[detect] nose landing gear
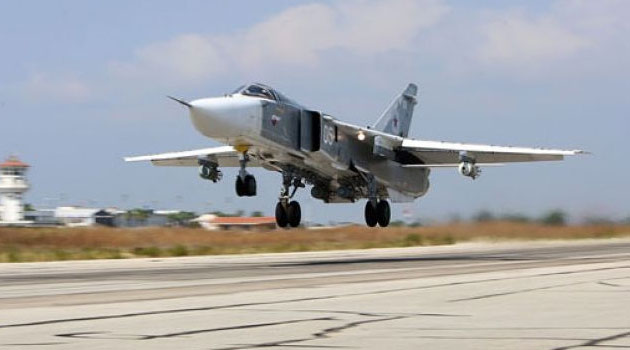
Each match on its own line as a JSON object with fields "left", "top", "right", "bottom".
{"left": 235, "top": 151, "right": 256, "bottom": 197}
{"left": 235, "top": 174, "right": 256, "bottom": 197}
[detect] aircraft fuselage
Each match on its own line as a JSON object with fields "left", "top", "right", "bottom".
{"left": 188, "top": 93, "right": 429, "bottom": 203}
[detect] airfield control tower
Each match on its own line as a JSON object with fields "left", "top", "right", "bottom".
{"left": 0, "top": 156, "right": 31, "bottom": 224}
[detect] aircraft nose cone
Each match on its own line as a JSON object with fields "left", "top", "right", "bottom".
{"left": 188, "top": 96, "right": 262, "bottom": 139}
{"left": 189, "top": 97, "right": 238, "bottom": 127}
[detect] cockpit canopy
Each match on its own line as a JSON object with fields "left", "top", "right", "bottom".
{"left": 232, "top": 83, "right": 299, "bottom": 106}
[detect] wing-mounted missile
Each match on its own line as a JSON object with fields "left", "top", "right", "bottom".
{"left": 198, "top": 159, "right": 223, "bottom": 183}
{"left": 401, "top": 160, "right": 503, "bottom": 179}
{"left": 458, "top": 161, "right": 481, "bottom": 179}
{"left": 457, "top": 152, "right": 482, "bottom": 179}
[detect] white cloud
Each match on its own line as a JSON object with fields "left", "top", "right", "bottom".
{"left": 110, "top": 34, "right": 227, "bottom": 84}
{"left": 109, "top": 0, "right": 449, "bottom": 85}
{"left": 237, "top": 0, "right": 448, "bottom": 66}
{"left": 20, "top": 73, "right": 92, "bottom": 103}
{"left": 476, "top": 11, "right": 590, "bottom": 67}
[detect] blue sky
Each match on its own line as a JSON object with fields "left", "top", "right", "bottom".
{"left": 1, "top": 0, "right": 628, "bottom": 223}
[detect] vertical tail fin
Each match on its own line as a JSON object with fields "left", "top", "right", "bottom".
{"left": 372, "top": 83, "right": 418, "bottom": 137}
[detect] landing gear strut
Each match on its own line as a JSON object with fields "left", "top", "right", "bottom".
{"left": 364, "top": 200, "right": 390, "bottom": 227}
{"left": 275, "top": 172, "right": 304, "bottom": 228}
{"left": 235, "top": 152, "right": 256, "bottom": 197}
{"left": 358, "top": 171, "right": 390, "bottom": 227}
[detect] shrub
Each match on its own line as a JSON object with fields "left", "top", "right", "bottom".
{"left": 403, "top": 233, "right": 423, "bottom": 246}
{"left": 166, "top": 212, "right": 198, "bottom": 227}
{"left": 408, "top": 221, "right": 423, "bottom": 227}
{"left": 133, "top": 246, "right": 162, "bottom": 257}
{"left": 168, "top": 245, "right": 189, "bottom": 257}
{"left": 500, "top": 213, "right": 531, "bottom": 223}
{"left": 473, "top": 210, "right": 495, "bottom": 222}
{"left": 540, "top": 210, "right": 567, "bottom": 226}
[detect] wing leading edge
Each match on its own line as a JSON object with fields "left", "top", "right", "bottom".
{"left": 329, "top": 116, "right": 584, "bottom": 164}
{"left": 400, "top": 139, "right": 585, "bottom": 164}
{"left": 124, "top": 146, "right": 258, "bottom": 167}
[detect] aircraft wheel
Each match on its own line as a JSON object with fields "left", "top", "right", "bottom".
{"left": 199, "top": 165, "right": 210, "bottom": 179}
{"left": 287, "top": 201, "right": 301, "bottom": 227}
{"left": 364, "top": 201, "right": 378, "bottom": 227}
{"left": 235, "top": 176, "right": 245, "bottom": 197}
{"left": 376, "top": 200, "right": 391, "bottom": 227}
{"left": 275, "top": 202, "right": 288, "bottom": 228}
{"left": 244, "top": 175, "right": 257, "bottom": 196}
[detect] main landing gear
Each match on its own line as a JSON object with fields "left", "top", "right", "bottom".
{"left": 358, "top": 171, "right": 390, "bottom": 227}
{"left": 275, "top": 200, "right": 301, "bottom": 228}
{"left": 235, "top": 152, "right": 256, "bottom": 197}
{"left": 275, "top": 172, "right": 304, "bottom": 228}
{"left": 364, "top": 199, "right": 390, "bottom": 227}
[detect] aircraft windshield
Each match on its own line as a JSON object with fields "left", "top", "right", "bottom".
{"left": 236, "top": 83, "right": 301, "bottom": 106}
{"left": 242, "top": 84, "right": 275, "bottom": 100}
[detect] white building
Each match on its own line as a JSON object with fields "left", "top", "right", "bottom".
{"left": 0, "top": 156, "right": 32, "bottom": 225}
{"left": 54, "top": 206, "right": 102, "bottom": 227}
{"left": 193, "top": 214, "right": 277, "bottom": 230}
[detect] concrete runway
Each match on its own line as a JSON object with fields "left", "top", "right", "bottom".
{"left": 1, "top": 239, "right": 629, "bottom": 350}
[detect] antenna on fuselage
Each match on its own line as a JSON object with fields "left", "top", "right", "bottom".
{"left": 167, "top": 96, "right": 192, "bottom": 108}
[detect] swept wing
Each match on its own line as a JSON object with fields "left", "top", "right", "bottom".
{"left": 331, "top": 118, "right": 584, "bottom": 164}
{"left": 400, "top": 139, "right": 585, "bottom": 164}
{"left": 124, "top": 146, "right": 259, "bottom": 167}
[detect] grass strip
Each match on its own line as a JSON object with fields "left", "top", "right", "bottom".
{"left": 1, "top": 222, "right": 629, "bottom": 263}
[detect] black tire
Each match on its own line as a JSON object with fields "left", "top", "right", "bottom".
{"left": 287, "top": 201, "right": 301, "bottom": 227}
{"left": 365, "top": 201, "right": 378, "bottom": 227}
{"left": 376, "top": 200, "right": 390, "bottom": 227}
{"left": 199, "top": 165, "right": 210, "bottom": 179}
{"left": 244, "top": 175, "right": 257, "bottom": 196}
{"left": 275, "top": 202, "right": 288, "bottom": 228}
{"left": 235, "top": 176, "right": 244, "bottom": 197}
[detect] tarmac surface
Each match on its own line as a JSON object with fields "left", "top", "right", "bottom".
{"left": 1, "top": 239, "right": 629, "bottom": 349}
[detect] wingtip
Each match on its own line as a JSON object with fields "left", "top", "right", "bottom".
{"left": 123, "top": 156, "right": 145, "bottom": 162}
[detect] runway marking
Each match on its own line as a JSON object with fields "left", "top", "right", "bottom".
{"left": 0, "top": 342, "right": 67, "bottom": 346}
{"left": 213, "top": 316, "right": 406, "bottom": 350}
{"left": 550, "top": 330, "right": 630, "bottom": 350}
{"left": 3, "top": 256, "right": 628, "bottom": 310}
{"left": 449, "top": 280, "right": 589, "bottom": 302}
{"left": 55, "top": 317, "right": 335, "bottom": 341}
{"left": 2, "top": 263, "right": 628, "bottom": 331}
{"left": 3, "top": 241, "right": 630, "bottom": 349}
{"left": 598, "top": 280, "right": 625, "bottom": 288}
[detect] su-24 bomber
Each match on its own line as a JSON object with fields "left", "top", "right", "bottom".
{"left": 126, "top": 83, "right": 584, "bottom": 228}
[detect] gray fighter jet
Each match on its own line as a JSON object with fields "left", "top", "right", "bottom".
{"left": 126, "top": 83, "right": 584, "bottom": 227}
